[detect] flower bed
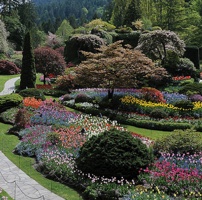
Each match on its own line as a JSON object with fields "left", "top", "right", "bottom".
{"left": 11, "top": 98, "right": 202, "bottom": 199}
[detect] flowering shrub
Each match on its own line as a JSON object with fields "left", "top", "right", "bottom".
{"left": 36, "top": 84, "right": 53, "bottom": 89}
{"left": 138, "top": 87, "right": 166, "bottom": 103}
{"left": 162, "top": 92, "right": 188, "bottom": 104}
{"left": 190, "top": 94, "right": 202, "bottom": 102}
{"left": 172, "top": 76, "right": 191, "bottom": 81}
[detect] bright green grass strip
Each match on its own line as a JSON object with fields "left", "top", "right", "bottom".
{"left": 0, "top": 189, "right": 13, "bottom": 200}
{"left": 123, "top": 124, "right": 171, "bottom": 140}
{"left": 0, "top": 123, "right": 83, "bottom": 200}
{"left": 0, "top": 75, "right": 20, "bottom": 92}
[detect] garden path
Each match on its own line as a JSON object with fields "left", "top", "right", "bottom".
{"left": 0, "top": 77, "right": 65, "bottom": 200}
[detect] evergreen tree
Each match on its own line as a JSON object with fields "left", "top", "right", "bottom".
{"left": 20, "top": 32, "right": 36, "bottom": 89}
{"left": 124, "top": 0, "right": 141, "bottom": 27}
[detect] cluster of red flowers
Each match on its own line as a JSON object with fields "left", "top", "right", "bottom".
{"left": 172, "top": 76, "right": 191, "bottom": 81}
{"left": 36, "top": 84, "right": 53, "bottom": 89}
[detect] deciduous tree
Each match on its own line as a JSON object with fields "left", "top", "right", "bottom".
{"left": 136, "top": 30, "right": 185, "bottom": 63}
{"left": 34, "top": 47, "right": 66, "bottom": 84}
{"left": 74, "top": 41, "right": 169, "bottom": 98}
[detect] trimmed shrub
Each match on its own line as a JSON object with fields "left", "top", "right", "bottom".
{"left": 15, "top": 108, "right": 31, "bottom": 129}
{"left": 61, "top": 94, "right": 74, "bottom": 102}
{"left": 0, "top": 60, "right": 20, "bottom": 75}
{"left": 184, "top": 46, "right": 200, "bottom": 69}
{"left": 178, "top": 82, "right": 202, "bottom": 95}
{"left": 55, "top": 74, "right": 75, "bottom": 91}
{"left": 19, "top": 88, "right": 45, "bottom": 100}
{"left": 126, "top": 119, "right": 191, "bottom": 131}
{"left": 111, "top": 31, "right": 140, "bottom": 48}
{"left": 0, "top": 94, "right": 23, "bottom": 112}
{"left": 176, "top": 57, "right": 196, "bottom": 76}
{"left": 64, "top": 34, "right": 105, "bottom": 63}
{"left": 173, "top": 100, "right": 194, "bottom": 109}
{"left": 0, "top": 107, "right": 19, "bottom": 124}
{"left": 91, "top": 28, "right": 113, "bottom": 44}
{"left": 76, "top": 128, "right": 154, "bottom": 179}
{"left": 74, "top": 93, "right": 93, "bottom": 103}
{"left": 153, "top": 129, "right": 202, "bottom": 155}
{"left": 149, "top": 108, "right": 168, "bottom": 119}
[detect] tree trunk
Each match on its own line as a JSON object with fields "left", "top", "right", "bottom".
{"left": 43, "top": 73, "right": 46, "bottom": 85}
{"left": 108, "top": 88, "right": 114, "bottom": 99}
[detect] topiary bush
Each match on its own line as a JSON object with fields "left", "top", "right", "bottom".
{"left": 153, "top": 129, "right": 202, "bottom": 155}
{"left": 19, "top": 88, "right": 45, "bottom": 100}
{"left": 74, "top": 93, "right": 93, "bottom": 103}
{"left": 149, "top": 108, "right": 168, "bottom": 119}
{"left": 173, "top": 100, "right": 194, "bottom": 109}
{"left": 76, "top": 128, "right": 154, "bottom": 179}
{"left": 178, "top": 82, "right": 202, "bottom": 95}
{"left": 0, "top": 94, "right": 23, "bottom": 112}
{"left": 0, "top": 60, "right": 20, "bottom": 75}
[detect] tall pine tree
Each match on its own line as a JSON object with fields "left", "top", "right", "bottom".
{"left": 20, "top": 32, "right": 36, "bottom": 89}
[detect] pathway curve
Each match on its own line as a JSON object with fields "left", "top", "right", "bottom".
{"left": 0, "top": 77, "right": 65, "bottom": 200}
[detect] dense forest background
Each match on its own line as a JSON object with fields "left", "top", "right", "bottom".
{"left": 1, "top": 0, "right": 202, "bottom": 51}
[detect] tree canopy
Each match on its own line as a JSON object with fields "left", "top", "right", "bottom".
{"left": 74, "top": 40, "right": 170, "bottom": 98}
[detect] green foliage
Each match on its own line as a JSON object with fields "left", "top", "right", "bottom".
{"left": 177, "top": 58, "right": 196, "bottom": 76}
{"left": 20, "top": 32, "right": 36, "bottom": 89}
{"left": 126, "top": 119, "right": 191, "bottom": 131}
{"left": 184, "top": 46, "right": 200, "bottom": 69}
{"left": 76, "top": 128, "right": 154, "bottom": 179}
{"left": 112, "top": 31, "right": 140, "bottom": 48}
{"left": 115, "top": 26, "right": 133, "bottom": 33}
{"left": 85, "top": 19, "right": 115, "bottom": 31}
{"left": 149, "top": 108, "right": 168, "bottom": 119}
{"left": 173, "top": 100, "right": 194, "bottom": 110}
{"left": 55, "top": 19, "right": 74, "bottom": 41}
{"left": 74, "top": 93, "right": 93, "bottom": 103}
{"left": 178, "top": 82, "right": 202, "bottom": 95}
{"left": 19, "top": 88, "right": 45, "bottom": 100}
{"left": 91, "top": 28, "right": 113, "bottom": 44}
{"left": 0, "top": 19, "right": 9, "bottom": 53}
{"left": 0, "top": 94, "right": 23, "bottom": 112}
{"left": 64, "top": 34, "right": 105, "bottom": 63}
{"left": 153, "top": 129, "right": 202, "bottom": 154}
{"left": 0, "top": 107, "right": 19, "bottom": 124}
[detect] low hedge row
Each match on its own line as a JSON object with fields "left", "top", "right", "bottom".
{"left": 65, "top": 103, "right": 195, "bottom": 131}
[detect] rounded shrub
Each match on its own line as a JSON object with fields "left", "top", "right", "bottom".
{"left": 173, "top": 100, "right": 194, "bottom": 109}
{"left": 19, "top": 88, "right": 45, "bottom": 100}
{"left": 0, "top": 60, "right": 20, "bottom": 75}
{"left": 0, "top": 94, "right": 23, "bottom": 112}
{"left": 76, "top": 128, "right": 154, "bottom": 179}
{"left": 74, "top": 93, "right": 93, "bottom": 103}
{"left": 153, "top": 129, "right": 202, "bottom": 155}
{"left": 149, "top": 108, "right": 168, "bottom": 119}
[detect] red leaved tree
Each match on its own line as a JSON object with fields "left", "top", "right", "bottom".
{"left": 34, "top": 47, "right": 66, "bottom": 84}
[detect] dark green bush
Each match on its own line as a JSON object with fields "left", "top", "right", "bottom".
{"left": 173, "top": 100, "right": 194, "bottom": 109}
{"left": 0, "top": 94, "right": 23, "bottom": 112}
{"left": 126, "top": 119, "right": 191, "bottom": 131}
{"left": 19, "top": 88, "right": 45, "bottom": 100}
{"left": 184, "top": 46, "right": 200, "bottom": 69}
{"left": 149, "top": 108, "right": 168, "bottom": 119}
{"left": 75, "top": 93, "right": 93, "bottom": 103}
{"left": 178, "top": 82, "right": 202, "bottom": 95}
{"left": 41, "top": 89, "right": 66, "bottom": 97}
{"left": 153, "top": 129, "right": 202, "bottom": 154}
{"left": 76, "top": 128, "right": 154, "bottom": 179}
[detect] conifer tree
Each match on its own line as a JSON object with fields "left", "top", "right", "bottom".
{"left": 20, "top": 32, "right": 36, "bottom": 89}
